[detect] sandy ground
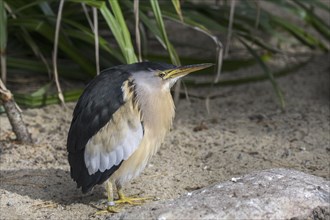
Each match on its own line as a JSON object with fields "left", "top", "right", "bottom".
{"left": 0, "top": 53, "right": 329, "bottom": 219}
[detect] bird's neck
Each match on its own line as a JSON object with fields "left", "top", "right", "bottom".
{"left": 135, "top": 84, "right": 175, "bottom": 137}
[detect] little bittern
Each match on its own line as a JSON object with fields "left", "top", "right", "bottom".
{"left": 67, "top": 62, "right": 212, "bottom": 212}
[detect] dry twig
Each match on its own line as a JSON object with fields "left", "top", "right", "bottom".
{"left": 0, "top": 79, "right": 32, "bottom": 143}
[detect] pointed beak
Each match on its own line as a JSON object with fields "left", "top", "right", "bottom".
{"left": 163, "top": 63, "right": 213, "bottom": 79}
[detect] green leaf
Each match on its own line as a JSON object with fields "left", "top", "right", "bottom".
{"left": 271, "top": 15, "right": 327, "bottom": 50}
{"left": 98, "top": 1, "right": 137, "bottom": 64}
{"left": 30, "top": 82, "right": 52, "bottom": 97}
{"left": 292, "top": 0, "right": 330, "bottom": 43}
{"left": 14, "top": 87, "right": 83, "bottom": 107}
{"left": 16, "top": 28, "right": 52, "bottom": 76}
{"left": 108, "top": 0, "right": 137, "bottom": 64}
{"left": 68, "top": 0, "right": 103, "bottom": 8}
{"left": 7, "top": 57, "right": 88, "bottom": 80}
{"left": 267, "top": 0, "right": 330, "bottom": 13}
{"left": 38, "top": 1, "right": 55, "bottom": 16}
{"left": 62, "top": 18, "right": 125, "bottom": 62}
{"left": 128, "top": 3, "right": 166, "bottom": 48}
{"left": 171, "top": 0, "right": 183, "bottom": 22}
{"left": 183, "top": 59, "right": 309, "bottom": 88}
{"left": 0, "top": 0, "right": 7, "bottom": 51}
{"left": 240, "top": 38, "right": 285, "bottom": 109}
{"left": 150, "top": 0, "right": 180, "bottom": 65}
{"left": 9, "top": 18, "right": 95, "bottom": 76}
{"left": 8, "top": 0, "right": 45, "bottom": 14}
{"left": 235, "top": 31, "right": 281, "bottom": 53}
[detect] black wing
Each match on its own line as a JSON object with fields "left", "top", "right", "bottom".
{"left": 67, "top": 67, "right": 130, "bottom": 193}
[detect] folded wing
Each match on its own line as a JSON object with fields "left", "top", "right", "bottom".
{"left": 67, "top": 68, "right": 143, "bottom": 193}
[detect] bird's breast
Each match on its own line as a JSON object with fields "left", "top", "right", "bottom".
{"left": 111, "top": 88, "right": 175, "bottom": 187}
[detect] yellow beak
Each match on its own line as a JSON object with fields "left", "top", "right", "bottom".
{"left": 163, "top": 63, "right": 213, "bottom": 79}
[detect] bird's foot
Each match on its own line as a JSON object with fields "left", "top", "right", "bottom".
{"left": 94, "top": 202, "right": 120, "bottom": 215}
{"left": 115, "top": 195, "right": 154, "bottom": 205}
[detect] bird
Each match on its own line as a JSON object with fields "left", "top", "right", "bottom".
{"left": 67, "top": 61, "right": 213, "bottom": 212}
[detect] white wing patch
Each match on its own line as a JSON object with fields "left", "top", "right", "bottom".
{"left": 84, "top": 101, "right": 143, "bottom": 175}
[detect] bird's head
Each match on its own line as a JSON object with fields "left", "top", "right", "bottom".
{"left": 156, "top": 63, "right": 213, "bottom": 88}
{"left": 130, "top": 62, "right": 213, "bottom": 91}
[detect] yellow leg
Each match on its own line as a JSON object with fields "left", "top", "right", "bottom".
{"left": 115, "top": 188, "right": 153, "bottom": 205}
{"left": 95, "top": 181, "right": 120, "bottom": 215}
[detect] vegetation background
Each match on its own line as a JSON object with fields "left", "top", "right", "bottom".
{"left": 1, "top": 0, "right": 329, "bottom": 111}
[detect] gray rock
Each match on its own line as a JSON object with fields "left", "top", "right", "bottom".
{"left": 111, "top": 168, "right": 330, "bottom": 219}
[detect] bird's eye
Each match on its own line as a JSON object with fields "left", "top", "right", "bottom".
{"left": 159, "top": 72, "right": 165, "bottom": 78}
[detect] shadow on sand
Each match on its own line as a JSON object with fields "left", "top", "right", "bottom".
{"left": 0, "top": 168, "right": 106, "bottom": 206}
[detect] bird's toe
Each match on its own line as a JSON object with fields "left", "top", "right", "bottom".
{"left": 115, "top": 196, "right": 154, "bottom": 205}
{"left": 94, "top": 205, "right": 120, "bottom": 215}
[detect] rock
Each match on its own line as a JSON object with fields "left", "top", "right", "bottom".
{"left": 110, "top": 169, "right": 329, "bottom": 219}
{"left": 292, "top": 206, "right": 330, "bottom": 220}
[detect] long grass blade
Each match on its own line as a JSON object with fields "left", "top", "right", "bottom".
{"left": 193, "top": 26, "right": 222, "bottom": 83}
{"left": 99, "top": 1, "right": 137, "bottom": 64}
{"left": 271, "top": 15, "right": 327, "bottom": 50}
{"left": 235, "top": 31, "right": 281, "bottom": 53}
{"left": 239, "top": 38, "right": 285, "bottom": 109}
{"left": 183, "top": 59, "right": 309, "bottom": 88}
{"left": 127, "top": 1, "right": 181, "bottom": 66}
{"left": 153, "top": 7, "right": 222, "bottom": 83}
{"left": 20, "top": 29, "right": 52, "bottom": 78}
{"left": 171, "top": 0, "right": 183, "bottom": 22}
{"left": 149, "top": 0, "right": 182, "bottom": 103}
{"left": 150, "top": 0, "right": 180, "bottom": 66}
{"left": 53, "top": 0, "right": 66, "bottom": 106}
{"left": 10, "top": 18, "right": 96, "bottom": 76}
{"left": 134, "top": 8, "right": 166, "bottom": 48}
{"left": 81, "top": 3, "right": 93, "bottom": 29}
{"left": 268, "top": 0, "right": 330, "bottom": 13}
{"left": 38, "top": 1, "right": 55, "bottom": 16}
{"left": 93, "top": 7, "right": 100, "bottom": 75}
{"left": 63, "top": 27, "right": 123, "bottom": 62}
{"left": 11, "top": 0, "right": 48, "bottom": 14}
{"left": 7, "top": 57, "right": 89, "bottom": 79}
{"left": 108, "top": 0, "right": 137, "bottom": 64}
{"left": 69, "top": 0, "right": 103, "bottom": 8}
{"left": 292, "top": 0, "right": 330, "bottom": 43}
{"left": 5, "top": 3, "right": 52, "bottom": 78}
{"left": 134, "top": 0, "right": 142, "bottom": 62}
{"left": 224, "top": 0, "right": 236, "bottom": 58}
{"left": 254, "top": 0, "right": 260, "bottom": 29}
{"left": 0, "top": 0, "right": 7, "bottom": 83}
